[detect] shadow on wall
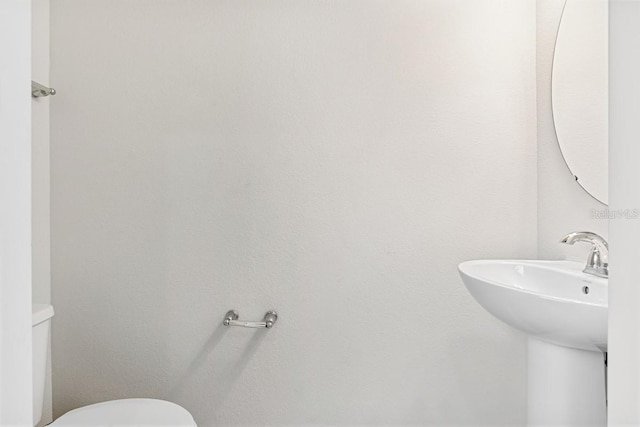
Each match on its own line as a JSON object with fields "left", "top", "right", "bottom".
{"left": 169, "top": 325, "right": 268, "bottom": 413}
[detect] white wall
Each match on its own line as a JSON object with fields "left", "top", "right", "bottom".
{"left": 32, "top": 0, "right": 51, "bottom": 307}
{"left": 32, "top": 0, "right": 53, "bottom": 424}
{"left": 536, "top": 0, "right": 607, "bottom": 262}
{"left": 50, "top": 1, "right": 537, "bottom": 425}
{"left": 0, "top": 1, "right": 33, "bottom": 425}
{"left": 608, "top": 1, "right": 640, "bottom": 423}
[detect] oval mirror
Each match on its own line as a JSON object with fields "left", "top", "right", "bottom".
{"left": 552, "top": 0, "right": 608, "bottom": 205}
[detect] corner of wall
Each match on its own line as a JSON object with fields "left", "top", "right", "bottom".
{"left": 32, "top": 0, "right": 52, "bottom": 424}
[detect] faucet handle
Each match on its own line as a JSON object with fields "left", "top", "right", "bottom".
{"left": 583, "top": 246, "right": 608, "bottom": 278}
{"left": 560, "top": 231, "right": 609, "bottom": 278}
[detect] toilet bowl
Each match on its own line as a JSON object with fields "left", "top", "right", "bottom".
{"left": 33, "top": 305, "right": 196, "bottom": 426}
{"left": 49, "top": 398, "right": 196, "bottom": 426}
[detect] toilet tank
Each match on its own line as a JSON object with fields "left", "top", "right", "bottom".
{"left": 32, "top": 304, "right": 54, "bottom": 426}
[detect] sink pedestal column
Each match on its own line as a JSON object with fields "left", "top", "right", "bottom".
{"left": 527, "top": 338, "right": 606, "bottom": 426}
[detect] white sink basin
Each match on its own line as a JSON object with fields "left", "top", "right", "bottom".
{"left": 458, "top": 260, "right": 607, "bottom": 352}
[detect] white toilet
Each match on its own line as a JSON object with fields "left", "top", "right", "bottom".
{"left": 33, "top": 305, "right": 197, "bottom": 426}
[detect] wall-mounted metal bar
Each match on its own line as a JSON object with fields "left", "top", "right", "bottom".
{"left": 31, "top": 80, "right": 56, "bottom": 98}
{"left": 223, "top": 310, "right": 278, "bottom": 329}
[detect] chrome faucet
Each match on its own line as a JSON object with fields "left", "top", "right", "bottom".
{"left": 560, "top": 231, "right": 609, "bottom": 278}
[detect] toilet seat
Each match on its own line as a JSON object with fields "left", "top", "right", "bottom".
{"left": 51, "top": 398, "right": 197, "bottom": 426}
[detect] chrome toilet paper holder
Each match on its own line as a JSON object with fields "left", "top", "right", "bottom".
{"left": 223, "top": 310, "right": 278, "bottom": 329}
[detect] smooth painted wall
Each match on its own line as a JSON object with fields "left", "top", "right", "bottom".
{"left": 608, "top": 0, "right": 640, "bottom": 423}
{"left": 51, "top": 1, "right": 537, "bottom": 425}
{"left": 0, "top": 1, "right": 33, "bottom": 424}
{"left": 32, "top": 0, "right": 53, "bottom": 424}
{"left": 32, "top": 0, "right": 51, "bottom": 306}
{"left": 536, "top": 0, "right": 608, "bottom": 262}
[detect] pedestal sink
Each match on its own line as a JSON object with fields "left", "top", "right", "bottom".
{"left": 458, "top": 260, "right": 607, "bottom": 427}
